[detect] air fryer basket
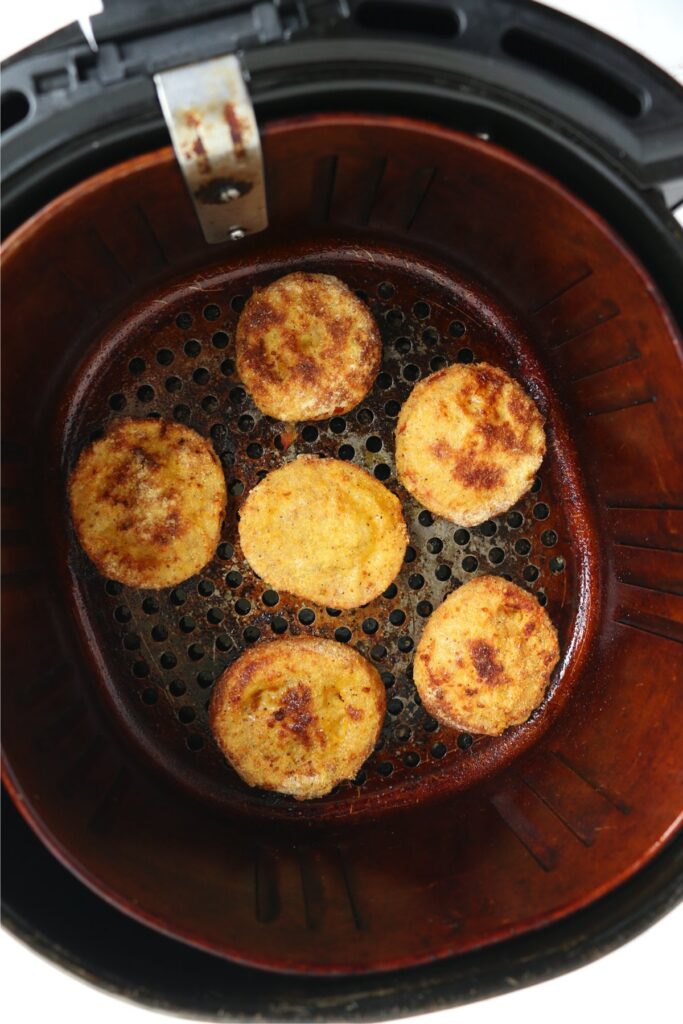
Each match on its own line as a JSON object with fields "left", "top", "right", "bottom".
{"left": 3, "top": 108, "right": 682, "bottom": 974}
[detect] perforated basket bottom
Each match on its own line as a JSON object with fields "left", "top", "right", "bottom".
{"left": 63, "top": 241, "right": 580, "bottom": 820}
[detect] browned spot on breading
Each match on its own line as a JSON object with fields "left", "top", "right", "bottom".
{"left": 150, "top": 508, "right": 181, "bottom": 545}
{"left": 431, "top": 438, "right": 456, "bottom": 460}
{"left": 473, "top": 364, "right": 506, "bottom": 390}
{"left": 476, "top": 420, "right": 518, "bottom": 451}
{"left": 524, "top": 621, "right": 536, "bottom": 636}
{"left": 346, "top": 705, "right": 364, "bottom": 721}
{"left": 468, "top": 639, "right": 506, "bottom": 685}
{"left": 269, "top": 683, "right": 322, "bottom": 748}
{"left": 452, "top": 456, "right": 504, "bottom": 490}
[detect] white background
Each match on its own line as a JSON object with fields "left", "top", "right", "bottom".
{"left": 1, "top": 2, "right": 681, "bottom": 1022}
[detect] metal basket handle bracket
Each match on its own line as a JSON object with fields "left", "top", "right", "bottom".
{"left": 154, "top": 54, "right": 267, "bottom": 244}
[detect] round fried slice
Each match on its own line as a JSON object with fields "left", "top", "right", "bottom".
{"left": 210, "top": 637, "right": 385, "bottom": 799}
{"left": 235, "top": 272, "right": 381, "bottom": 421}
{"left": 414, "top": 576, "right": 559, "bottom": 736}
{"left": 238, "top": 456, "right": 408, "bottom": 608}
{"left": 69, "top": 418, "right": 226, "bottom": 588}
{"left": 396, "top": 362, "right": 545, "bottom": 526}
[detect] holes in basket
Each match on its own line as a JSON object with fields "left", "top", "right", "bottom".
{"left": 507, "top": 510, "right": 523, "bottom": 528}
{"left": 204, "top": 303, "right": 221, "bottom": 320}
{"left": 417, "top": 600, "right": 433, "bottom": 617}
{"left": 376, "top": 372, "right": 392, "bottom": 390}
{"left": 330, "top": 417, "right": 346, "bottom": 434}
{"left": 515, "top": 538, "right": 531, "bottom": 556}
{"left": 137, "top": 385, "right": 154, "bottom": 403}
{"left": 141, "top": 687, "right": 157, "bottom": 705}
{"left": 299, "top": 608, "right": 316, "bottom": 626}
{"left": 389, "top": 609, "right": 405, "bottom": 626}
{"left": 378, "top": 281, "right": 395, "bottom": 299}
{"left": 109, "top": 393, "right": 126, "bottom": 411}
{"left": 335, "top": 626, "right": 352, "bottom": 643}
{"left": 462, "top": 555, "right": 478, "bottom": 573}
{"left": 427, "top": 537, "right": 443, "bottom": 554}
{"left": 262, "top": 589, "right": 279, "bottom": 607}
{"left": 403, "top": 364, "right": 420, "bottom": 382}
{"left": 374, "top": 464, "right": 391, "bottom": 481}
{"left": 244, "top": 626, "right": 261, "bottom": 643}
{"left": 175, "top": 312, "right": 193, "bottom": 329}
{"left": 385, "top": 400, "right": 401, "bottom": 417}
{"left": 272, "top": 615, "right": 288, "bottom": 634}
{"left": 449, "top": 320, "right": 466, "bottom": 338}
{"left": 128, "top": 357, "right": 146, "bottom": 376}
{"left": 550, "top": 555, "right": 566, "bottom": 573}
{"left": 302, "top": 425, "right": 319, "bottom": 442}
{"left": 363, "top": 616, "right": 379, "bottom": 634}
{"left": 457, "top": 348, "right": 474, "bottom": 363}
{"left": 534, "top": 502, "right": 550, "bottom": 520}
{"left": 166, "top": 376, "right": 182, "bottom": 393}
{"left": 435, "top": 564, "right": 451, "bottom": 581}
{"left": 489, "top": 547, "right": 505, "bottom": 565}
{"left": 193, "top": 367, "right": 210, "bottom": 385}
{"left": 212, "top": 331, "right": 229, "bottom": 349}
{"left": 338, "top": 444, "right": 355, "bottom": 461}
{"left": 184, "top": 339, "right": 201, "bottom": 358}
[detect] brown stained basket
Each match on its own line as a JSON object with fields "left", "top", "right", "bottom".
{"left": 2, "top": 114, "right": 682, "bottom": 974}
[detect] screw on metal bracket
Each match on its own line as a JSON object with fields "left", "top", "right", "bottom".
{"left": 154, "top": 55, "right": 268, "bottom": 244}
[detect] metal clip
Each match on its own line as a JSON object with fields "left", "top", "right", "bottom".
{"left": 154, "top": 55, "right": 267, "bottom": 244}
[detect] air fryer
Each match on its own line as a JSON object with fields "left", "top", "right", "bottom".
{"left": 2, "top": 0, "right": 682, "bottom": 1018}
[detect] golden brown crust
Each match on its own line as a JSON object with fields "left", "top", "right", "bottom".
{"left": 68, "top": 418, "right": 226, "bottom": 588}
{"left": 396, "top": 362, "right": 546, "bottom": 526}
{"left": 235, "top": 272, "right": 381, "bottom": 421}
{"left": 209, "top": 637, "right": 385, "bottom": 799}
{"left": 414, "top": 575, "right": 559, "bottom": 736}
{"left": 238, "top": 455, "right": 408, "bottom": 608}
